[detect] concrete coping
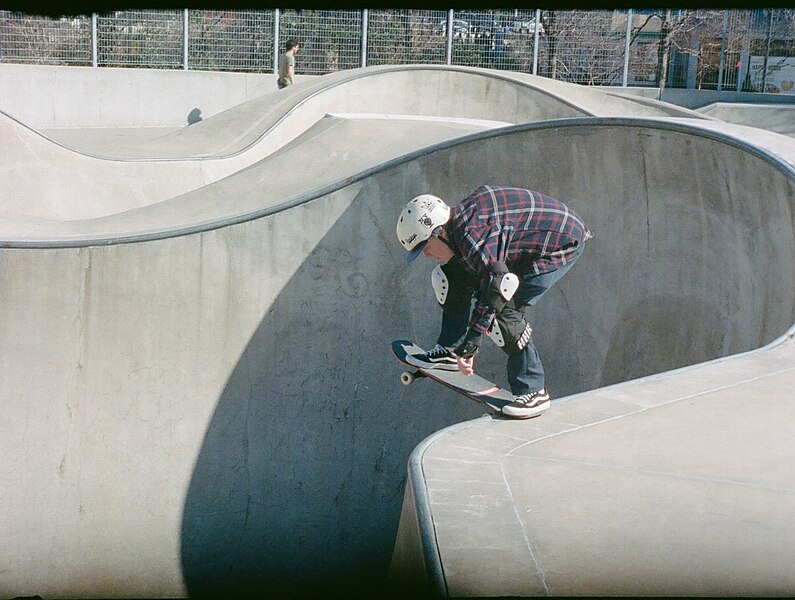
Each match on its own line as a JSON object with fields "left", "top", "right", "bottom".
{"left": 324, "top": 112, "right": 513, "bottom": 129}
{"left": 405, "top": 326, "right": 795, "bottom": 596}
{"left": 3, "top": 116, "right": 794, "bottom": 249}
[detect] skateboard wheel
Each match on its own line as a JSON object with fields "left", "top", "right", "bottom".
{"left": 400, "top": 372, "right": 414, "bottom": 385}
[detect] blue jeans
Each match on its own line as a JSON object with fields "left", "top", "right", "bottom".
{"left": 436, "top": 243, "right": 585, "bottom": 395}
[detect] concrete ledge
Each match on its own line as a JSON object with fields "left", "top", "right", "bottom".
{"left": 617, "top": 86, "right": 795, "bottom": 109}
{"left": 697, "top": 103, "right": 795, "bottom": 137}
{"left": 400, "top": 333, "right": 795, "bottom": 596}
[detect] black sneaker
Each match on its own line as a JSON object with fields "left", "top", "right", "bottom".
{"left": 405, "top": 344, "right": 459, "bottom": 371}
{"left": 502, "top": 389, "right": 550, "bottom": 419}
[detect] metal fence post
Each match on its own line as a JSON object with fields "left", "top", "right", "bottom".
{"left": 718, "top": 10, "right": 728, "bottom": 91}
{"left": 623, "top": 9, "right": 632, "bottom": 86}
{"left": 8, "top": 8, "right": 795, "bottom": 86}
{"left": 532, "top": 9, "right": 541, "bottom": 75}
{"left": 446, "top": 9, "right": 453, "bottom": 65}
{"left": 91, "top": 13, "right": 98, "bottom": 67}
{"left": 762, "top": 8, "right": 773, "bottom": 92}
{"left": 737, "top": 36, "right": 750, "bottom": 92}
{"left": 273, "top": 8, "right": 280, "bottom": 73}
{"left": 361, "top": 9, "right": 368, "bottom": 68}
{"left": 183, "top": 9, "right": 189, "bottom": 70}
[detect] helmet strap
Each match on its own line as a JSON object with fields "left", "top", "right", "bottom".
{"left": 434, "top": 225, "right": 455, "bottom": 253}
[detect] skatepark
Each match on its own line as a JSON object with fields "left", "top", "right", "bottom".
{"left": 0, "top": 63, "right": 793, "bottom": 598}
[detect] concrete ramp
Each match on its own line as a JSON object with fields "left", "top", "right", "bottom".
{"left": 0, "top": 65, "right": 793, "bottom": 598}
{"left": 698, "top": 102, "right": 795, "bottom": 137}
{"left": 0, "top": 114, "right": 502, "bottom": 240}
{"left": 0, "top": 109, "right": 229, "bottom": 220}
{"left": 2, "top": 114, "right": 793, "bottom": 598}
{"left": 393, "top": 335, "right": 795, "bottom": 596}
{"left": 3, "top": 65, "right": 701, "bottom": 222}
{"left": 389, "top": 120, "right": 795, "bottom": 596}
{"left": 12, "top": 64, "right": 712, "bottom": 164}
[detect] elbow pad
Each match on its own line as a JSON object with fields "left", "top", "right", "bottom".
{"left": 431, "top": 264, "right": 449, "bottom": 305}
{"left": 431, "top": 262, "right": 478, "bottom": 309}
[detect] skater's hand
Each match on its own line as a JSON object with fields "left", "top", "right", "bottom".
{"left": 457, "top": 355, "right": 475, "bottom": 376}
{"left": 453, "top": 329, "right": 482, "bottom": 377}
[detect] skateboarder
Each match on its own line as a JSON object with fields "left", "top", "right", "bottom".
{"left": 396, "top": 185, "right": 592, "bottom": 418}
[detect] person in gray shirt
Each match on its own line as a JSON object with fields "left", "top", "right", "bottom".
{"left": 277, "top": 39, "right": 300, "bottom": 89}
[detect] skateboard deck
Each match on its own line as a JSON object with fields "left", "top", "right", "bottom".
{"left": 391, "top": 339, "right": 514, "bottom": 414}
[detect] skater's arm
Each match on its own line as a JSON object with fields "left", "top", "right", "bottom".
{"left": 456, "top": 225, "right": 513, "bottom": 335}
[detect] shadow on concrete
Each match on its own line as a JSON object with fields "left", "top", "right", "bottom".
{"left": 187, "top": 108, "right": 203, "bottom": 126}
{"left": 179, "top": 187, "right": 489, "bottom": 598}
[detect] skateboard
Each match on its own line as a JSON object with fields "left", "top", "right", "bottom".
{"left": 391, "top": 339, "right": 514, "bottom": 415}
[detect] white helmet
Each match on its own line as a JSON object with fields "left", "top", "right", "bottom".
{"left": 396, "top": 194, "right": 451, "bottom": 262}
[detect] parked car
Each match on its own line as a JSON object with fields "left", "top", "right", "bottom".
{"left": 458, "top": 12, "right": 491, "bottom": 34}
{"left": 438, "top": 18, "right": 470, "bottom": 39}
{"left": 510, "top": 18, "right": 544, "bottom": 34}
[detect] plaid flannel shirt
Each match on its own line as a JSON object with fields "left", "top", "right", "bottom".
{"left": 446, "top": 185, "right": 593, "bottom": 335}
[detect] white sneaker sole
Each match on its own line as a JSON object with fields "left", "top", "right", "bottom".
{"left": 501, "top": 399, "right": 550, "bottom": 419}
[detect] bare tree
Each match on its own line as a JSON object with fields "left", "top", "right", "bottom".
{"left": 538, "top": 11, "right": 628, "bottom": 85}
{"left": 628, "top": 9, "right": 729, "bottom": 90}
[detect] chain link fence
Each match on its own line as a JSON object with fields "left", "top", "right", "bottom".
{"left": 1, "top": 8, "right": 793, "bottom": 92}
{"left": 367, "top": 10, "right": 446, "bottom": 66}
{"left": 0, "top": 12, "right": 91, "bottom": 64}
{"left": 96, "top": 10, "right": 182, "bottom": 68}
{"left": 278, "top": 9, "right": 361, "bottom": 75}
{"left": 189, "top": 10, "right": 274, "bottom": 72}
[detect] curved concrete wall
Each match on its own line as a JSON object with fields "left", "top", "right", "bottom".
{"left": 390, "top": 119, "right": 795, "bottom": 597}
{"left": 1, "top": 65, "right": 709, "bottom": 223}
{"left": 10, "top": 62, "right": 791, "bottom": 131}
{"left": 0, "top": 63, "right": 704, "bottom": 133}
{"left": 0, "top": 113, "right": 493, "bottom": 222}
{"left": 0, "top": 66, "right": 592, "bottom": 222}
{"left": 1, "top": 116, "right": 793, "bottom": 598}
{"left": 0, "top": 63, "right": 281, "bottom": 128}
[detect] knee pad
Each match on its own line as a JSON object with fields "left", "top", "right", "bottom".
{"left": 488, "top": 306, "right": 533, "bottom": 355}
{"left": 431, "top": 261, "right": 477, "bottom": 310}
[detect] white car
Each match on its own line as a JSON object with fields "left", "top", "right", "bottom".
{"left": 439, "top": 18, "right": 470, "bottom": 38}
{"left": 511, "top": 19, "right": 544, "bottom": 34}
